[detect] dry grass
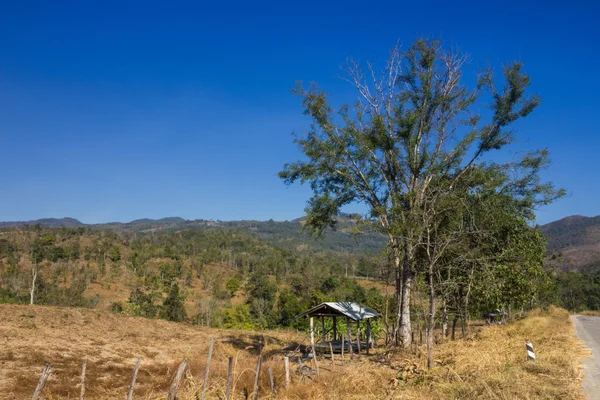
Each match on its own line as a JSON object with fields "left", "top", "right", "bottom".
{"left": 579, "top": 310, "right": 600, "bottom": 317}
{"left": 0, "top": 305, "right": 585, "bottom": 399}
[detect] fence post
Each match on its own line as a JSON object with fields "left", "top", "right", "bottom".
{"left": 268, "top": 366, "right": 275, "bottom": 396}
{"left": 330, "top": 342, "right": 335, "bottom": 362}
{"left": 167, "top": 358, "right": 188, "bottom": 400}
{"left": 79, "top": 359, "right": 87, "bottom": 400}
{"left": 31, "top": 363, "right": 52, "bottom": 400}
{"left": 225, "top": 356, "right": 233, "bottom": 400}
{"left": 252, "top": 355, "right": 263, "bottom": 400}
{"left": 201, "top": 336, "right": 215, "bottom": 400}
{"left": 310, "top": 317, "right": 320, "bottom": 376}
{"left": 127, "top": 357, "right": 141, "bottom": 400}
{"left": 284, "top": 357, "right": 290, "bottom": 388}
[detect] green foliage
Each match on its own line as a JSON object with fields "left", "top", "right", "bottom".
{"left": 109, "top": 246, "right": 121, "bottom": 262}
{"left": 276, "top": 290, "right": 307, "bottom": 329}
{"left": 225, "top": 276, "right": 241, "bottom": 297}
{"left": 220, "top": 304, "right": 256, "bottom": 330}
{"left": 160, "top": 283, "right": 187, "bottom": 322}
{"left": 554, "top": 269, "right": 600, "bottom": 311}
{"left": 0, "top": 288, "right": 28, "bottom": 304}
{"left": 246, "top": 270, "right": 277, "bottom": 305}
{"left": 126, "top": 287, "right": 160, "bottom": 318}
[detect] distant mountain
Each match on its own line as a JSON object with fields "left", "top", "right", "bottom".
{"left": 0, "top": 215, "right": 384, "bottom": 255}
{"left": 0, "top": 217, "right": 84, "bottom": 228}
{"left": 129, "top": 217, "right": 186, "bottom": 225}
{"left": 5, "top": 214, "right": 600, "bottom": 265}
{"left": 541, "top": 215, "right": 600, "bottom": 271}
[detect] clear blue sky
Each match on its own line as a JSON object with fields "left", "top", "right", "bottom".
{"left": 1, "top": 0, "right": 598, "bottom": 224}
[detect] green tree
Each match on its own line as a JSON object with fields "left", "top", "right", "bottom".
{"left": 280, "top": 38, "right": 562, "bottom": 347}
{"left": 225, "top": 276, "right": 241, "bottom": 297}
{"left": 160, "top": 283, "right": 187, "bottom": 322}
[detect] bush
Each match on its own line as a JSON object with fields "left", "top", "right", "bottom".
{"left": 160, "top": 283, "right": 187, "bottom": 322}
{"left": 111, "top": 301, "right": 124, "bottom": 313}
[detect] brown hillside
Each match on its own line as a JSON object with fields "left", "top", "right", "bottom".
{"left": 542, "top": 215, "right": 600, "bottom": 271}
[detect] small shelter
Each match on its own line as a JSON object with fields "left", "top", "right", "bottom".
{"left": 296, "top": 302, "right": 381, "bottom": 354}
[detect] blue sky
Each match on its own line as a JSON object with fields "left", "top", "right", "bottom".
{"left": 0, "top": 0, "right": 598, "bottom": 224}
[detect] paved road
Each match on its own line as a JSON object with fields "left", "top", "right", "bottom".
{"left": 573, "top": 315, "right": 600, "bottom": 399}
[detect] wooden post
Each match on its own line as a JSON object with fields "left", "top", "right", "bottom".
{"left": 366, "top": 320, "right": 371, "bottom": 355}
{"left": 79, "top": 359, "right": 87, "bottom": 400}
{"left": 31, "top": 363, "right": 52, "bottom": 400}
{"left": 321, "top": 315, "right": 326, "bottom": 343}
{"left": 346, "top": 317, "right": 353, "bottom": 357}
{"left": 268, "top": 366, "right": 275, "bottom": 396}
{"left": 333, "top": 316, "right": 337, "bottom": 341}
{"left": 252, "top": 355, "right": 262, "bottom": 400}
{"left": 284, "top": 356, "right": 290, "bottom": 388}
{"left": 356, "top": 320, "right": 361, "bottom": 355}
{"left": 329, "top": 342, "right": 335, "bottom": 362}
{"left": 310, "top": 317, "right": 315, "bottom": 352}
{"left": 341, "top": 329, "right": 345, "bottom": 362}
{"left": 225, "top": 356, "right": 233, "bottom": 400}
{"left": 312, "top": 346, "right": 320, "bottom": 377}
{"left": 167, "top": 358, "right": 188, "bottom": 400}
{"left": 127, "top": 357, "right": 141, "bottom": 400}
{"left": 309, "top": 317, "right": 319, "bottom": 376}
{"left": 201, "top": 336, "right": 215, "bottom": 400}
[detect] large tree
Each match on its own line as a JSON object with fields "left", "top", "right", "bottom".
{"left": 280, "top": 38, "right": 562, "bottom": 347}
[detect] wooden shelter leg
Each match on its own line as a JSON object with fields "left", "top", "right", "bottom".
{"left": 366, "top": 319, "right": 371, "bottom": 355}
{"left": 346, "top": 317, "right": 353, "bottom": 357}
{"left": 356, "top": 320, "right": 361, "bottom": 355}
{"left": 321, "top": 315, "right": 326, "bottom": 343}
{"left": 333, "top": 317, "right": 337, "bottom": 341}
{"left": 341, "top": 327, "right": 345, "bottom": 362}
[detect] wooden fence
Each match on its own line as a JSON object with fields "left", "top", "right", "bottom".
{"left": 29, "top": 335, "right": 300, "bottom": 400}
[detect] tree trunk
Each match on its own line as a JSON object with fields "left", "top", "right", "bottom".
{"left": 451, "top": 315, "right": 458, "bottom": 340}
{"left": 426, "top": 268, "right": 435, "bottom": 369}
{"left": 394, "top": 249, "right": 402, "bottom": 346}
{"left": 30, "top": 264, "right": 37, "bottom": 305}
{"left": 398, "top": 243, "right": 412, "bottom": 348}
{"left": 441, "top": 300, "right": 448, "bottom": 338}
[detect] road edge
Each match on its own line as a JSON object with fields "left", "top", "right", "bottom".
{"left": 572, "top": 315, "right": 600, "bottom": 400}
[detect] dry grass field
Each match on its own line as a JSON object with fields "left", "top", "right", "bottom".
{"left": 0, "top": 305, "right": 586, "bottom": 399}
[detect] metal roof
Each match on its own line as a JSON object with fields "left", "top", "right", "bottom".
{"left": 296, "top": 302, "right": 381, "bottom": 321}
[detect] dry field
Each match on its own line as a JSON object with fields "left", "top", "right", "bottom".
{"left": 0, "top": 305, "right": 586, "bottom": 399}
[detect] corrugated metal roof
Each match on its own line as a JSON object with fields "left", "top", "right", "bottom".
{"left": 296, "top": 302, "right": 381, "bottom": 321}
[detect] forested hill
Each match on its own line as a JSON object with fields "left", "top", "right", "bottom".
{"left": 7, "top": 214, "right": 600, "bottom": 270}
{"left": 541, "top": 215, "right": 600, "bottom": 271}
{"left": 0, "top": 216, "right": 384, "bottom": 255}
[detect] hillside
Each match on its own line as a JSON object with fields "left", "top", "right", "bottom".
{"left": 541, "top": 215, "right": 600, "bottom": 271}
{"left": 0, "top": 225, "right": 388, "bottom": 332}
{"left": 0, "top": 216, "right": 384, "bottom": 255}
